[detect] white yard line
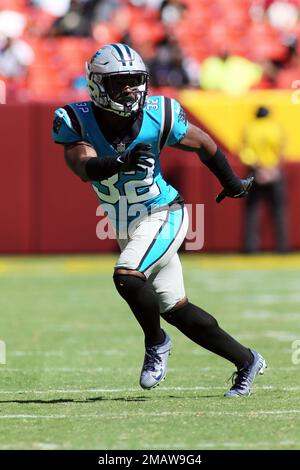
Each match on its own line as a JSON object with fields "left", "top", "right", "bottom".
{"left": 10, "top": 351, "right": 65, "bottom": 357}
{"left": 0, "top": 410, "right": 299, "bottom": 420}
{"left": 34, "top": 443, "right": 61, "bottom": 450}
{"left": 9, "top": 350, "right": 123, "bottom": 357}
{"left": 241, "top": 310, "right": 300, "bottom": 320}
{"left": 147, "top": 440, "right": 298, "bottom": 449}
{"left": 0, "top": 385, "right": 300, "bottom": 394}
{"left": 236, "top": 331, "right": 299, "bottom": 341}
{"left": 264, "top": 331, "right": 299, "bottom": 341}
{"left": 0, "top": 366, "right": 297, "bottom": 373}
{"left": 0, "top": 366, "right": 280, "bottom": 372}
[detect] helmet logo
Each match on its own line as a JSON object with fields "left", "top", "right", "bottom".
{"left": 91, "top": 50, "right": 101, "bottom": 63}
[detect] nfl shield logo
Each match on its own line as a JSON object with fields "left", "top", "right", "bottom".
{"left": 117, "top": 142, "right": 126, "bottom": 153}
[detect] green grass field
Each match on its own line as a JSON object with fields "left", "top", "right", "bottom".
{"left": 0, "top": 254, "right": 299, "bottom": 450}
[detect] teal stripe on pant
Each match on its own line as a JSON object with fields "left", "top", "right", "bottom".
{"left": 138, "top": 208, "right": 184, "bottom": 273}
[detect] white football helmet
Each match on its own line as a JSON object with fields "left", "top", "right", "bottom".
{"left": 86, "top": 43, "right": 149, "bottom": 117}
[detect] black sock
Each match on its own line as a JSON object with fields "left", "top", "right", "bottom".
{"left": 113, "top": 274, "right": 164, "bottom": 347}
{"left": 161, "top": 302, "right": 253, "bottom": 368}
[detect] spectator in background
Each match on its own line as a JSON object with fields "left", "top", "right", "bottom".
{"left": 261, "top": 34, "right": 300, "bottom": 87}
{"left": 274, "top": 35, "right": 300, "bottom": 87}
{"left": 0, "top": 34, "right": 35, "bottom": 81}
{"left": 30, "top": 0, "right": 72, "bottom": 17}
{"left": 160, "top": 0, "right": 187, "bottom": 25}
{"left": 200, "top": 50, "right": 263, "bottom": 95}
{"left": 148, "top": 34, "right": 191, "bottom": 88}
{"left": 266, "top": 0, "right": 299, "bottom": 31}
{"left": 250, "top": 0, "right": 299, "bottom": 29}
{"left": 48, "top": 0, "right": 100, "bottom": 37}
{"left": 92, "top": 0, "right": 120, "bottom": 22}
{"left": 239, "top": 106, "right": 288, "bottom": 253}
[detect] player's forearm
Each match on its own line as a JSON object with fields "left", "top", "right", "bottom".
{"left": 178, "top": 124, "right": 243, "bottom": 194}
{"left": 66, "top": 156, "right": 124, "bottom": 182}
{"left": 198, "top": 147, "right": 243, "bottom": 194}
{"left": 64, "top": 144, "right": 123, "bottom": 182}
{"left": 84, "top": 143, "right": 154, "bottom": 181}
{"left": 65, "top": 142, "right": 154, "bottom": 183}
{"left": 84, "top": 156, "right": 124, "bottom": 181}
{"left": 186, "top": 127, "right": 243, "bottom": 194}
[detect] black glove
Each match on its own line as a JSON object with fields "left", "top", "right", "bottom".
{"left": 216, "top": 176, "right": 254, "bottom": 204}
{"left": 118, "top": 143, "right": 155, "bottom": 171}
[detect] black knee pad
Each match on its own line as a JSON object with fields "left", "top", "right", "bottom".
{"left": 113, "top": 273, "right": 145, "bottom": 302}
{"left": 161, "top": 302, "right": 218, "bottom": 330}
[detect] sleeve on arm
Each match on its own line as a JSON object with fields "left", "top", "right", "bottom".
{"left": 166, "top": 98, "right": 189, "bottom": 146}
{"left": 52, "top": 107, "right": 82, "bottom": 144}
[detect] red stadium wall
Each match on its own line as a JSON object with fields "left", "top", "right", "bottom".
{"left": 0, "top": 103, "right": 299, "bottom": 253}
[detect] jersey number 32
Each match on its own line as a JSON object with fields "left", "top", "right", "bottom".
{"left": 92, "top": 162, "right": 160, "bottom": 204}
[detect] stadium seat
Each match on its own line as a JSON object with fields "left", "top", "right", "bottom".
{"left": 0, "top": 0, "right": 27, "bottom": 10}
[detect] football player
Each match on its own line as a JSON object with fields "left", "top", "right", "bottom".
{"left": 52, "top": 43, "right": 266, "bottom": 396}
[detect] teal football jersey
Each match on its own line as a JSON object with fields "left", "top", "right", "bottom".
{"left": 52, "top": 96, "right": 189, "bottom": 232}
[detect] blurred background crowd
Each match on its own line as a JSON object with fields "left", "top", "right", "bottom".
{"left": 1, "top": 0, "right": 300, "bottom": 102}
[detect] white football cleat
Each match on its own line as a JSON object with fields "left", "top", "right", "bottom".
{"left": 139, "top": 331, "right": 172, "bottom": 390}
{"left": 224, "top": 349, "right": 267, "bottom": 397}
